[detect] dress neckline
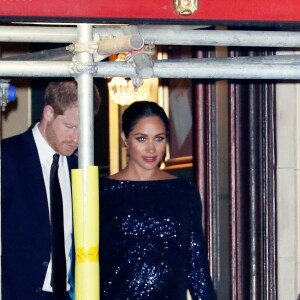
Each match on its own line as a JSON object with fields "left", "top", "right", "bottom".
{"left": 104, "top": 177, "right": 180, "bottom": 183}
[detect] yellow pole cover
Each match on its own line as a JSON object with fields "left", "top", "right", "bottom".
{"left": 72, "top": 166, "right": 100, "bottom": 300}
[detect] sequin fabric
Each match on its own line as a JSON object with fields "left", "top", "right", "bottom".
{"left": 100, "top": 178, "right": 216, "bottom": 300}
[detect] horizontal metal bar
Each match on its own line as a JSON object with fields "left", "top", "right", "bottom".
{"left": 95, "top": 27, "right": 300, "bottom": 48}
{"left": 141, "top": 28, "right": 300, "bottom": 48}
{"left": 0, "top": 25, "right": 77, "bottom": 43}
{"left": 0, "top": 55, "right": 299, "bottom": 79}
{"left": 94, "top": 55, "right": 300, "bottom": 79}
{"left": 0, "top": 25, "right": 299, "bottom": 48}
{"left": 0, "top": 61, "right": 71, "bottom": 76}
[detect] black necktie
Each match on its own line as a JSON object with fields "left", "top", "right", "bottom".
{"left": 50, "top": 153, "right": 66, "bottom": 296}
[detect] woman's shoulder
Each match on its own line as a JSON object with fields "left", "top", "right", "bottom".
{"left": 100, "top": 176, "right": 197, "bottom": 190}
{"left": 169, "top": 177, "right": 198, "bottom": 188}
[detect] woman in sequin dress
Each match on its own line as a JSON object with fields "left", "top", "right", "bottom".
{"left": 100, "top": 101, "right": 216, "bottom": 299}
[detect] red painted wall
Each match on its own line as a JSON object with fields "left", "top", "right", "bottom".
{"left": 1, "top": 0, "right": 299, "bottom": 23}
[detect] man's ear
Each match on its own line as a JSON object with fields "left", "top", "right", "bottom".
{"left": 43, "top": 105, "right": 54, "bottom": 121}
{"left": 121, "top": 132, "right": 127, "bottom": 146}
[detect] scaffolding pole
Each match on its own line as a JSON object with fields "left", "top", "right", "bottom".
{"left": 76, "top": 24, "right": 95, "bottom": 169}
{"left": 72, "top": 23, "right": 100, "bottom": 300}
{"left": 0, "top": 25, "right": 300, "bottom": 48}
{"left": 0, "top": 55, "right": 299, "bottom": 79}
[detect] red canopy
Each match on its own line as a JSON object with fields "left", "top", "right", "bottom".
{"left": 1, "top": 0, "right": 299, "bottom": 24}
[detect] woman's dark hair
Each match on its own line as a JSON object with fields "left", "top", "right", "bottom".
{"left": 122, "top": 101, "right": 169, "bottom": 137}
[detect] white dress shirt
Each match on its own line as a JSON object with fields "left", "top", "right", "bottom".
{"left": 32, "top": 124, "right": 73, "bottom": 292}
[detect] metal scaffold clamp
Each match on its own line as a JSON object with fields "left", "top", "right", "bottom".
{"left": 125, "top": 44, "right": 156, "bottom": 90}
{"left": 126, "top": 44, "right": 155, "bottom": 79}
{"left": 69, "top": 62, "right": 98, "bottom": 74}
{"left": 0, "top": 79, "right": 17, "bottom": 111}
{"left": 66, "top": 40, "right": 99, "bottom": 74}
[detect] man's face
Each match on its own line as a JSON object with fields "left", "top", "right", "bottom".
{"left": 45, "top": 105, "right": 79, "bottom": 156}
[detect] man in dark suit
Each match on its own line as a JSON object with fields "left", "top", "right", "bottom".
{"left": 1, "top": 80, "right": 101, "bottom": 300}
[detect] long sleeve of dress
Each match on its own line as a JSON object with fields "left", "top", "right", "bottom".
{"left": 187, "top": 184, "right": 217, "bottom": 299}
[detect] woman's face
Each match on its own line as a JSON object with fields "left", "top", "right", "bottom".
{"left": 122, "top": 116, "right": 167, "bottom": 172}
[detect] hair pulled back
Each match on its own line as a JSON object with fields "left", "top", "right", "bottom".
{"left": 122, "top": 101, "right": 169, "bottom": 138}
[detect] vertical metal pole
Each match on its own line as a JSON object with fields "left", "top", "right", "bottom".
{"left": 0, "top": 108, "right": 2, "bottom": 300}
{"left": 73, "top": 24, "right": 100, "bottom": 300}
{"left": 76, "top": 24, "right": 94, "bottom": 169}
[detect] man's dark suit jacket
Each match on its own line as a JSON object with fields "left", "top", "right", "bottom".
{"left": 1, "top": 128, "right": 78, "bottom": 300}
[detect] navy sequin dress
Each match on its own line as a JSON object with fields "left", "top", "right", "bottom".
{"left": 100, "top": 178, "right": 216, "bottom": 300}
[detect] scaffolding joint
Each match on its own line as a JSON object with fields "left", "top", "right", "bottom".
{"left": 67, "top": 41, "right": 97, "bottom": 54}
{"left": 126, "top": 43, "right": 156, "bottom": 80}
{"left": 67, "top": 40, "right": 107, "bottom": 62}
{"left": 70, "top": 62, "right": 97, "bottom": 74}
